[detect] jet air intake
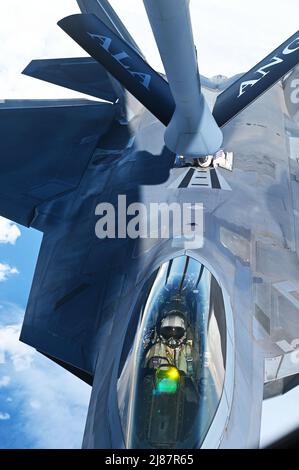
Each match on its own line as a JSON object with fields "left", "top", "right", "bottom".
{"left": 143, "top": 0, "right": 223, "bottom": 158}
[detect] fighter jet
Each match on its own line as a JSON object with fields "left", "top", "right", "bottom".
{"left": 1, "top": 0, "right": 299, "bottom": 449}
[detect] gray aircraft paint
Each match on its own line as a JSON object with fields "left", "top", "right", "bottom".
{"left": 0, "top": 0, "right": 299, "bottom": 450}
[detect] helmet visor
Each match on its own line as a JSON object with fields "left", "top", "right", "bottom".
{"left": 161, "top": 326, "right": 185, "bottom": 340}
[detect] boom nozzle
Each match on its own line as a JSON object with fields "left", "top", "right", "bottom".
{"left": 143, "top": 0, "right": 223, "bottom": 158}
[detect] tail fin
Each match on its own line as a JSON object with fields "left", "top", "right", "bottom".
{"left": 23, "top": 57, "right": 119, "bottom": 102}
{"left": 58, "top": 14, "right": 175, "bottom": 126}
{"left": 213, "top": 32, "right": 299, "bottom": 127}
{"left": 76, "top": 0, "right": 144, "bottom": 58}
{"left": 59, "top": 15, "right": 299, "bottom": 132}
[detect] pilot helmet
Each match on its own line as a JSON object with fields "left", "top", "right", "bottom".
{"left": 160, "top": 314, "right": 186, "bottom": 349}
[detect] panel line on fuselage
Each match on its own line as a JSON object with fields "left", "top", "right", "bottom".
{"left": 169, "top": 167, "right": 230, "bottom": 190}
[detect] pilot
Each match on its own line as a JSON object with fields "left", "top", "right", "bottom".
{"left": 145, "top": 313, "right": 193, "bottom": 375}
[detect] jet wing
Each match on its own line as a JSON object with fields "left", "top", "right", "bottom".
{"left": 19, "top": 140, "right": 174, "bottom": 380}
{"left": 0, "top": 99, "right": 114, "bottom": 227}
{"left": 20, "top": 232, "right": 133, "bottom": 379}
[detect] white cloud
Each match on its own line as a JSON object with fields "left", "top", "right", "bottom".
{"left": 0, "top": 318, "right": 90, "bottom": 448}
{"left": 0, "top": 302, "right": 25, "bottom": 326}
{"left": 29, "top": 401, "right": 41, "bottom": 410}
{"left": 0, "top": 218, "right": 21, "bottom": 245}
{"left": 110, "top": 0, "right": 299, "bottom": 77}
{"left": 0, "top": 412, "right": 10, "bottom": 421}
{"left": 0, "top": 376, "right": 11, "bottom": 388}
{"left": 0, "top": 352, "right": 5, "bottom": 365}
{"left": 0, "top": 0, "right": 82, "bottom": 100}
{"left": 0, "top": 264, "right": 19, "bottom": 283}
{"left": 0, "top": 325, "right": 34, "bottom": 371}
{"left": 1, "top": 0, "right": 298, "bottom": 100}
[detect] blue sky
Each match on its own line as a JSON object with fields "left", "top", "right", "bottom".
{"left": 0, "top": 0, "right": 299, "bottom": 449}
{"left": 0, "top": 222, "right": 91, "bottom": 449}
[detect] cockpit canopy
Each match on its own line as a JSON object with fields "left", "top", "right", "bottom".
{"left": 118, "top": 255, "right": 227, "bottom": 449}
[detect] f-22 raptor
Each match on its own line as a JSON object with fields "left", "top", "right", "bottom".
{"left": 1, "top": 0, "right": 299, "bottom": 449}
